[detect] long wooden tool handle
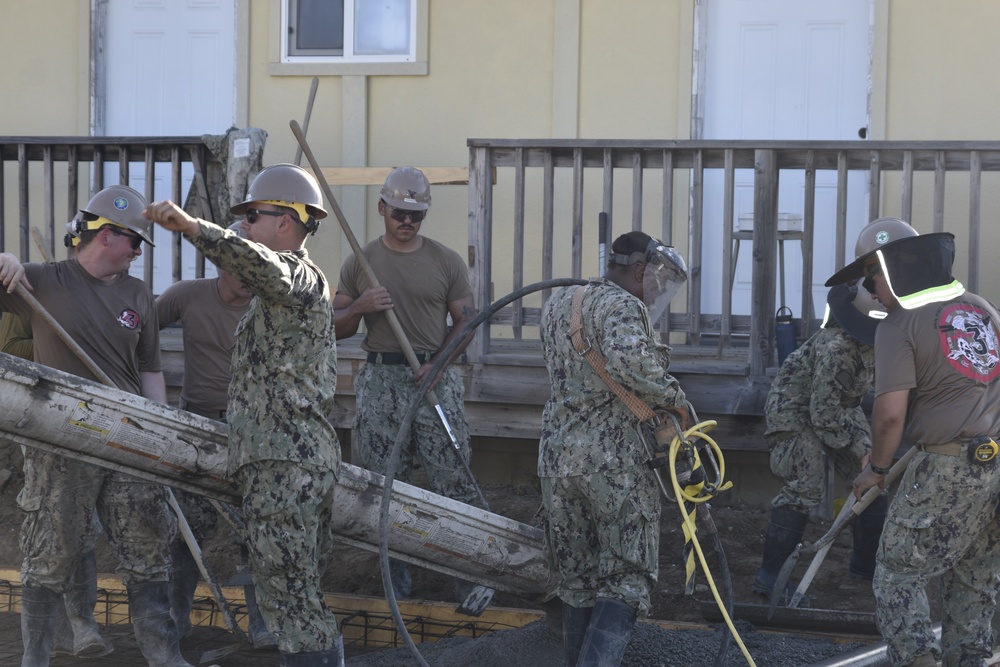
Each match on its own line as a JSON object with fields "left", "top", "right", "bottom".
{"left": 15, "top": 283, "right": 115, "bottom": 387}
{"left": 289, "top": 121, "right": 438, "bottom": 389}
{"left": 293, "top": 77, "right": 320, "bottom": 166}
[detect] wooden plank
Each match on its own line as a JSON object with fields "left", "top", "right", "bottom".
{"left": 969, "top": 150, "right": 981, "bottom": 293}
{"left": 315, "top": 166, "right": 477, "bottom": 186}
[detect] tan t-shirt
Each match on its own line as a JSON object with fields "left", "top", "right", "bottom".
{"left": 156, "top": 278, "right": 248, "bottom": 412}
{"left": 337, "top": 236, "right": 472, "bottom": 353}
{"left": 875, "top": 291, "right": 1000, "bottom": 445}
{"left": 0, "top": 259, "right": 160, "bottom": 394}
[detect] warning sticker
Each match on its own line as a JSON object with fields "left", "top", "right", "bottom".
{"left": 63, "top": 401, "right": 114, "bottom": 441}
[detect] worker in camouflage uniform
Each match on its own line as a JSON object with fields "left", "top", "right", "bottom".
{"left": 332, "top": 166, "right": 478, "bottom": 600}
{"left": 144, "top": 163, "right": 344, "bottom": 667}
{"left": 539, "top": 231, "right": 689, "bottom": 667}
{"left": 0, "top": 185, "right": 191, "bottom": 667}
{"left": 155, "top": 238, "right": 275, "bottom": 650}
{"left": 0, "top": 312, "right": 114, "bottom": 659}
{"left": 835, "top": 218, "right": 1000, "bottom": 667}
{"left": 754, "top": 281, "right": 889, "bottom": 603}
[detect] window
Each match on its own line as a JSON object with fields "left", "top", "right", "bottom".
{"left": 283, "top": 0, "right": 417, "bottom": 63}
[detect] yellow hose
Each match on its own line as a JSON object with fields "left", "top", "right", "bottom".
{"left": 668, "top": 420, "right": 758, "bottom": 667}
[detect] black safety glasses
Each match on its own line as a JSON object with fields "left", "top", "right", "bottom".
{"left": 107, "top": 226, "right": 143, "bottom": 249}
{"left": 387, "top": 205, "right": 426, "bottom": 223}
{"left": 245, "top": 208, "right": 286, "bottom": 224}
{"left": 862, "top": 262, "right": 882, "bottom": 295}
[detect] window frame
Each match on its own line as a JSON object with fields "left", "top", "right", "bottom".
{"left": 270, "top": 0, "right": 428, "bottom": 76}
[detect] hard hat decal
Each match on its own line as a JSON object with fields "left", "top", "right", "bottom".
{"left": 875, "top": 230, "right": 890, "bottom": 244}
{"left": 113, "top": 197, "right": 128, "bottom": 211}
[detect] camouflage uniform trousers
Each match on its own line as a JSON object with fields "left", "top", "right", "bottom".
{"left": 875, "top": 450, "right": 1000, "bottom": 667}
{"left": 540, "top": 464, "right": 661, "bottom": 615}
{"left": 354, "top": 362, "right": 477, "bottom": 504}
{"left": 20, "top": 444, "right": 102, "bottom": 552}
{"left": 235, "top": 460, "right": 340, "bottom": 654}
{"left": 767, "top": 427, "right": 863, "bottom": 512}
{"left": 18, "top": 448, "right": 176, "bottom": 589}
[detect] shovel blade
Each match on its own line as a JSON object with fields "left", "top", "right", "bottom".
{"left": 766, "top": 545, "right": 802, "bottom": 620}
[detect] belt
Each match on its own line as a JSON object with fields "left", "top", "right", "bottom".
{"left": 919, "top": 442, "right": 965, "bottom": 457}
{"left": 366, "top": 351, "right": 434, "bottom": 365}
{"left": 180, "top": 401, "right": 227, "bottom": 422}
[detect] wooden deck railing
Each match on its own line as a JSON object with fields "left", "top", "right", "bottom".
{"left": 0, "top": 136, "right": 217, "bottom": 283}
{"left": 467, "top": 139, "right": 1000, "bottom": 377}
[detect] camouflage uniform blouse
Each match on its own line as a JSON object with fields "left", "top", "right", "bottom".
{"left": 187, "top": 221, "right": 339, "bottom": 476}
{"left": 764, "top": 325, "right": 874, "bottom": 459}
{"left": 538, "top": 280, "right": 686, "bottom": 477}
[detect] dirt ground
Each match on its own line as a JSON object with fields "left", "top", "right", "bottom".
{"left": 0, "top": 443, "right": 877, "bottom": 629}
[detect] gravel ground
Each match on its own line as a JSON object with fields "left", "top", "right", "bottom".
{"left": 344, "top": 618, "right": 869, "bottom": 667}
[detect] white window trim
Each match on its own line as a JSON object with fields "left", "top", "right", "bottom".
{"left": 269, "top": 0, "right": 428, "bottom": 76}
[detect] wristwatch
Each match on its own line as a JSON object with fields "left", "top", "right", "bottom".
{"left": 869, "top": 461, "right": 891, "bottom": 475}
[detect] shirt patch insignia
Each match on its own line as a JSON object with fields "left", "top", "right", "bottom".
{"left": 117, "top": 309, "right": 140, "bottom": 330}
{"left": 938, "top": 303, "right": 1000, "bottom": 383}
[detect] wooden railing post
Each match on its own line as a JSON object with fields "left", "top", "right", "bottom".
{"left": 466, "top": 145, "right": 491, "bottom": 362}
{"left": 749, "top": 149, "right": 778, "bottom": 376}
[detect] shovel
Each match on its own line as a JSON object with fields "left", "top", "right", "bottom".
{"left": 767, "top": 445, "right": 917, "bottom": 619}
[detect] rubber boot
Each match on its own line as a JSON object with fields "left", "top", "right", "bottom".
{"left": 575, "top": 598, "right": 636, "bottom": 667}
{"left": 48, "top": 590, "right": 74, "bottom": 656}
{"left": 278, "top": 636, "right": 345, "bottom": 666}
{"left": 752, "top": 506, "right": 810, "bottom": 603}
{"left": 849, "top": 493, "right": 888, "bottom": 580}
{"left": 387, "top": 558, "right": 412, "bottom": 599}
{"left": 51, "top": 550, "right": 113, "bottom": 657}
{"left": 126, "top": 580, "right": 194, "bottom": 667}
{"left": 561, "top": 603, "right": 592, "bottom": 667}
{"left": 168, "top": 539, "right": 200, "bottom": 639}
{"left": 20, "top": 584, "right": 61, "bottom": 667}
{"left": 243, "top": 582, "right": 278, "bottom": 649}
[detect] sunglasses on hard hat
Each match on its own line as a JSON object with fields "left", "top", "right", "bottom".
{"left": 862, "top": 261, "right": 882, "bottom": 295}
{"left": 245, "top": 208, "right": 287, "bottom": 224}
{"left": 387, "top": 205, "right": 426, "bottom": 223}
{"left": 107, "top": 226, "right": 143, "bottom": 250}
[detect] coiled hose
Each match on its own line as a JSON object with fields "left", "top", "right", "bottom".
{"left": 659, "top": 416, "right": 758, "bottom": 666}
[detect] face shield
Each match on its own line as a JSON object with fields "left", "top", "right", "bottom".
{"left": 642, "top": 243, "right": 688, "bottom": 322}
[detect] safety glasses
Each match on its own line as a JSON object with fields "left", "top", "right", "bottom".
{"left": 387, "top": 205, "right": 426, "bottom": 223}
{"left": 107, "top": 226, "right": 143, "bottom": 249}
{"left": 862, "top": 261, "right": 882, "bottom": 295}
{"left": 245, "top": 208, "right": 286, "bottom": 224}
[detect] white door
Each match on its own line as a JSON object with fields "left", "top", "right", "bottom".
{"left": 699, "top": 0, "right": 870, "bottom": 320}
{"left": 102, "top": 0, "right": 236, "bottom": 293}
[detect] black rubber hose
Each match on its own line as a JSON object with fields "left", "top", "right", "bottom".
{"left": 701, "top": 505, "right": 735, "bottom": 667}
{"left": 376, "top": 278, "right": 587, "bottom": 667}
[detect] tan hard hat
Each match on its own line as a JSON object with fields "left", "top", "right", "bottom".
{"left": 380, "top": 166, "right": 431, "bottom": 211}
{"left": 77, "top": 184, "right": 155, "bottom": 246}
{"left": 825, "top": 217, "right": 919, "bottom": 286}
{"left": 231, "top": 164, "right": 328, "bottom": 223}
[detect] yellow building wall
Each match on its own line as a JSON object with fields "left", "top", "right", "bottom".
{"left": 4, "top": 1, "right": 1000, "bottom": 296}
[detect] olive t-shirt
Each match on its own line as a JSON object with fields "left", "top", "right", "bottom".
{"left": 156, "top": 278, "right": 248, "bottom": 412}
{"left": 0, "top": 259, "right": 160, "bottom": 394}
{"left": 337, "top": 236, "right": 472, "bottom": 353}
{"left": 875, "top": 291, "right": 1000, "bottom": 445}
